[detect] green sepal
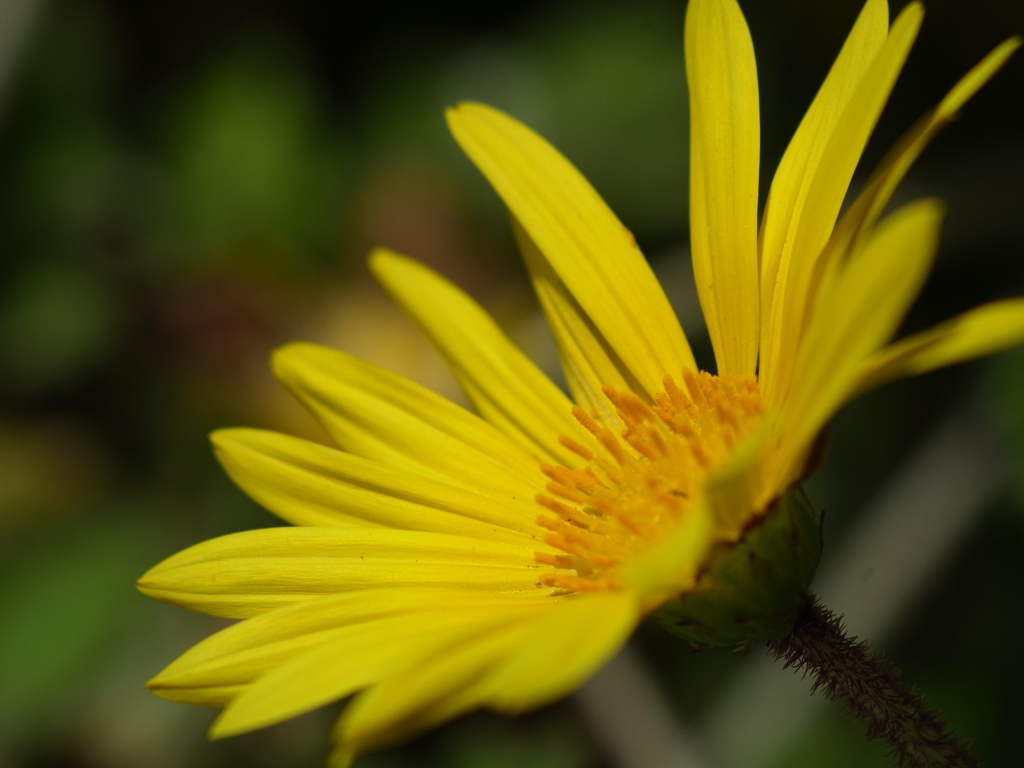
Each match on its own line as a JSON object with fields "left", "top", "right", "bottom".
{"left": 651, "top": 484, "right": 822, "bottom": 648}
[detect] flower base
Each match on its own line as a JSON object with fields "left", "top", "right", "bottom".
{"left": 652, "top": 484, "right": 823, "bottom": 648}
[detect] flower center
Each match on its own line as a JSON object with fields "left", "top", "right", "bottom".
{"left": 535, "top": 370, "right": 766, "bottom": 593}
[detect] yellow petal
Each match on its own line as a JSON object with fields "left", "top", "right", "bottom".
{"left": 149, "top": 685, "right": 244, "bottom": 708}
{"left": 621, "top": 499, "right": 717, "bottom": 607}
{"left": 781, "top": 198, "right": 944, "bottom": 478}
{"left": 819, "top": 37, "right": 1021, "bottom": 291}
{"left": 759, "top": 2, "right": 923, "bottom": 406}
{"left": 856, "top": 299, "right": 1024, "bottom": 394}
{"left": 212, "top": 428, "right": 543, "bottom": 541}
{"left": 149, "top": 588, "right": 547, "bottom": 709}
{"left": 486, "top": 592, "right": 637, "bottom": 713}
{"left": 331, "top": 594, "right": 635, "bottom": 762}
{"left": 369, "top": 248, "right": 590, "bottom": 465}
{"left": 334, "top": 610, "right": 542, "bottom": 756}
{"left": 447, "top": 102, "right": 695, "bottom": 400}
{"left": 513, "top": 218, "right": 635, "bottom": 427}
{"left": 147, "top": 588, "right": 482, "bottom": 705}
{"left": 334, "top": 597, "right": 635, "bottom": 759}
{"left": 272, "top": 342, "right": 544, "bottom": 503}
{"left": 332, "top": 671, "right": 486, "bottom": 766}
{"left": 685, "top": 0, "right": 760, "bottom": 378}
{"left": 208, "top": 596, "right": 549, "bottom": 739}
{"left": 759, "top": 0, "right": 888, "bottom": 389}
{"left": 137, "top": 528, "right": 548, "bottom": 618}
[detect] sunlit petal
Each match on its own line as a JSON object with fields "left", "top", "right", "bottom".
{"left": 447, "top": 102, "right": 696, "bottom": 400}
{"left": 513, "top": 218, "right": 635, "bottom": 427}
{"left": 210, "top": 597, "right": 550, "bottom": 739}
{"left": 760, "top": 3, "right": 923, "bottom": 406}
{"left": 212, "top": 428, "right": 545, "bottom": 540}
{"left": 685, "top": 0, "right": 761, "bottom": 377}
{"left": 370, "top": 248, "right": 594, "bottom": 464}
{"left": 759, "top": 0, "right": 888, "bottom": 390}
{"left": 856, "top": 299, "right": 1024, "bottom": 394}
{"left": 272, "top": 342, "right": 545, "bottom": 501}
{"left": 815, "top": 37, "right": 1020, "bottom": 303}
{"left": 148, "top": 588, "right": 539, "bottom": 707}
{"left": 781, "top": 199, "right": 944, "bottom": 477}
{"left": 138, "top": 528, "right": 548, "bottom": 618}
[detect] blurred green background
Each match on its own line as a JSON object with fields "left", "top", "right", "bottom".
{"left": 0, "top": 0, "right": 1022, "bottom": 767}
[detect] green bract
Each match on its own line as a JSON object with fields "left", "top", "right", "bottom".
{"left": 653, "top": 485, "right": 822, "bottom": 647}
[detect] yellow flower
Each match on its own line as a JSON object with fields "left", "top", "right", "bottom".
{"left": 138, "top": 0, "right": 1023, "bottom": 764}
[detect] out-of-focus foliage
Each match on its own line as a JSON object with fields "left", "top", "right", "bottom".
{"left": 158, "top": 33, "right": 347, "bottom": 273}
{"left": 0, "top": 0, "right": 1021, "bottom": 766}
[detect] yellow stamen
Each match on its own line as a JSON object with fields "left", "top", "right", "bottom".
{"left": 535, "top": 372, "right": 765, "bottom": 593}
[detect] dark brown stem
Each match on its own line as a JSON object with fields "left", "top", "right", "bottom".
{"left": 766, "top": 594, "right": 980, "bottom": 768}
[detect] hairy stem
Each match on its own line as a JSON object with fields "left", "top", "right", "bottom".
{"left": 766, "top": 594, "right": 980, "bottom": 768}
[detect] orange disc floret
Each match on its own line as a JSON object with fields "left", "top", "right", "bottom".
{"left": 535, "top": 371, "right": 766, "bottom": 595}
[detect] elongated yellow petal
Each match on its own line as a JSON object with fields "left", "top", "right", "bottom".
{"left": 819, "top": 37, "right": 1020, "bottom": 289}
{"left": 332, "top": 671, "right": 488, "bottom": 767}
{"left": 760, "top": 3, "right": 923, "bottom": 406}
{"left": 334, "top": 610, "right": 542, "bottom": 757}
{"left": 856, "top": 299, "right": 1024, "bottom": 394}
{"left": 513, "top": 218, "right": 635, "bottom": 427}
{"left": 209, "top": 598, "right": 550, "bottom": 739}
{"left": 332, "top": 594, "right": 636, "bottom": 762}
{"left": 369, "top": 248, "right": 590, "bottom": 465}
{"left": 486, "top": 592, "right": 637, "bottom": 713}
{"left": 212, "top": 428, "right": 545, "bottom": 541}
{"left": 149, "top": 685, "right": 243, "bottom": 708}
{"left": 138, "top": 528, "right": 547, "bottom": 618}
{"left": 685, "top": 0, "right": 760, "bottom": 378}
{"left": 759, "top": 0, "right": 888, "bottom": 388}
{"left": 447, "top": 102, "right": 695, "bottom": 400}
{"left": 781, "top": 199, "right": 944, "bottom": 478}
{"left": 272, "top": 342, "right": 544, "bottom": 503}
{"left": 148, "top": 588, "right": 548, "bottom": 709}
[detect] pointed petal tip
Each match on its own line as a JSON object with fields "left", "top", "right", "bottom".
{"left": 443, "top": 105, "right": 461, "bottom": 131}
{"left": 207, "top": 717, "right": 237, "bottom": 742}
{"left": 269, "top": 340, "right": 325, "bottom": 382}
{"left": 444, "top": 101, "right": 479, "bottom": 130}
{"left": 446, "top": 101, "right": 493, "bottom": 117}
{"left": 913, "top": 195, "right": 948, "bottom": 220}
{"left": 209, "top": 427, "right": 244, "bottom": 450}
{"left": 269, "top": 341, "right": 299, "bottom": 376}
{"left": 367, "top": 248, "right": 421, "bottom": 284}
{"left": 136, "top": 577, "right": 167, "bottom": 604}
{"left": 984, "top": 36, "right": 1023, "bottom": 70}
{"left": 209, "top": 706, "right": 272, "bottom": 741}
{"left": 271, "top": 339, "right": 313, "bottom": 360}
{"left": 136, "top": 563, "right": 179, "bottom": 597}
{"left": 366, "top": 246, "right": 405, "bottom": 270}
{"left": 143, "top": 674, "right": 170, "bottom": 693}
{"left": 446, "top": 102, "right": 521, "bottom": 141}
{"left": 136, "top": 561, "right": 163, "bottom": 589}
{"left": 897, "top": 0, "right": 924, "bottom": 24}
{"left": 143, "top": 678, "right": 189, "bottom": 701}
{"left": 209, "top": 426, "right": 282, "bottom": 458}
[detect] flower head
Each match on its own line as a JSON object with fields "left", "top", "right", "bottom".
{"left": 139, "top": 0, "right": 1023, "bottom": 764}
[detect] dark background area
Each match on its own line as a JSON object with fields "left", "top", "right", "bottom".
{"left": 0, "top": 1, "right": 1022, "bottom": 766}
